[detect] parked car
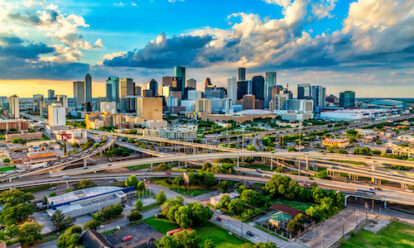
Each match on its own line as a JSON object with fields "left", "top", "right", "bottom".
{"left": 216, "top": 216, "right": 222, "bottom": 222}
{"left": 123, "top": 236, "right": 132, "bottom": 242}
{"left": 246, "top": 231, "right": 254, "bottom": 237}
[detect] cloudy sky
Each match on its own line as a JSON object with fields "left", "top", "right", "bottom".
{"left": 0, "top": 0, "right": 413, "bottom": 97}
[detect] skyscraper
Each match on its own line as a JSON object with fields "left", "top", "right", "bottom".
{"left": 297, "top": 84, "right": 312, "bottom": 99}
{"left": 204, "top": 78, "right": 213, "bottom": 89}
{"left": 252, "top": 75, "right": 265, "bottom": 100}
{"left": 33, "top": 94, "right": 44, "bottom": 114}
{"left": 226, "top": 76, "right": 237, "bottom": 102}
{"left": 8, "top": 95, "right": 19, "bottom": 119}
{"left": 162, "top": 76, "right": 174, "bottom": 87}
{"left": 73, "top": 81, "right": 85, "bottom": 107}
{"left": 187, "top": 79, "right": 197, "bottom": 89}
{"left": 56, "top": 95, "right": 68, "bottom": 112}
{"left": 237, "top": 81, "right": 248, "bottom": 100}
{"left": 265, "top": 72, "right": 277, "bottom": 108}
{"left": 312, "top": 85, "right": 326, "bottom": 113}
{"left": 48, "top": 89, "right": 55, "bottom": 99}
{"left": 120, "top": 78, "right": 135, "bottom": 97}
{"left": 339, "top": 91, "right": 355, "bottom": 108}
{"left": 85, "top": 73, "right": 92, "bottom": 103}
{"left": 147, "top": 79, "right": 158, "bottom": 96}
{"left": 135, "top": 85, "right": 142, "bottom": 96}
{"left": 238, "top": 67, "right": 246, "bottom": 81}
{"left": 174, "top": 66, "right": 186, "bottom": 95}
{"left": 106, "top": 76, "right": 119, "bottom": 103}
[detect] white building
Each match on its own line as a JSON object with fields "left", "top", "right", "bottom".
{"left": 210, "top": 192, "right": 239, "bottom": 206}
{"left": 100, "top": 102, "right": 117, "bottom": 114}
{"left": 47, "top": 186, "right": 127, "bottom": 218}
{"left": 227, "top": 76, "right": 237, "bottom": 102}
{"left": 48, "top": 104, "right": 66, "bottom": 127}
{"left": 8, "top": 95, "right": 19, "bottom": 119}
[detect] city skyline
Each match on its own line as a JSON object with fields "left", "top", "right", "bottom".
{"left": 0, "top": 0, "right": 413, "bottom": 97}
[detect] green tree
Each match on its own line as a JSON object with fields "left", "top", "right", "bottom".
{"left": 247, "top": 145, "right": 257, "bottom": 151}
{"left": 84, "top": 219, "right": 101, "bottom": 231}
{"left": 17, "top": 222, "right": 43, "bottom": 245}
{"left": 76, "top": 179, "right": 97, "bottom": 190}
{"left": 125, "top": 175, "right": 138, "bottom": 187}
{"left": 156, "top": 190, "right": 167, "bottom": 204}
{"left": 2, "top": 158, "right": 10, "bottom": 163}
{"left": 135, "top": 200, "right": 143, "bottom": 210}
{"left": 202, "top": 239, "right": 215, "bottom": 248}
{"left": 242, "top": 242, "right": 277, "bottom": 248}
{"left": 0, "top": 189, "right": 34, "bottom": 205}
{"left": 57, "top": 225, "right": 82, "bottom": 248}
{"left": 93, "top": 204, "right": 123, "bottom": 221}
{"left": 136, "top": 181, "right": 146, "bottom": 192}
{"left": 0, "top": 203, "right": 36, "bottom": 225}
{"left": 128, "top": 209, "right": 142, "bottom": 223}
{"left": 240, "top": 189, "right": 261, "bottom": 206}
{"left": 51, "top": 210, "right": 73, "bottom": 232}
{"left": 203, "top": 173, "right": 218, "bottom": 190}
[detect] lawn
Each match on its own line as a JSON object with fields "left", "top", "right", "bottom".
{"left": 22, "top": 184, "right": 57, "bottom": 193}
{"left": 0, "top": 166, "right": 15, "bottom": 172}
{"left": 127, "top": 164, "right": 151, "bottom": 170}
{"left": 341, "top": 221, "right": 414, "bottom": 248}
{"left": 153, "top": 179, "right": 210, "bottom": 197}
{"left": 270, "top": 198, "right": 315, "bottom": 212}
{"left": 244, "top": 164, "right": 273, "bottom": 171}
{"left": 141, "top": 202, "right": 160, "bottom": 212}
{"left": 144, "top": 217, "right": 247, "bottom": 248}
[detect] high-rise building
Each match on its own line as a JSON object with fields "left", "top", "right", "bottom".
{"left": 226, "top": 76, "right": 237, "bottom": 102}
{"left": 135, "top": 85, "right": 142, "bottom": 96}
{"left": 8, "top": 95, "right": 19, "bottom": 119}
{"left": 312, "top": 85, "right": 326, "bottom": 113}
{"left": 241, "top": 94, "right": 255, "bottom": 110}
{"left": 265, "top": 72, "right": 277, "bottom": 108}
{"left": 204, "top": 78, "right": 213, "bottom": 89}
{"left": 297, "top": 84, "right": 312, "bottom": 99}
{"left": 120, "top": 78, "right": 135, "bottom": 98}
{"left": 56, "top": 95, "right": 68, "bottom": 112}
{"left": 238, "top": 67, "right": 246, "bottom": 81}
{"left": 285, "top": 99, "right": 314, "bottom": 113}
{"left": 272, "top": 94, "right": 289, "bottom": 111}
{"left": 339, "top": 91, "right": 355, "bottom": 108}
{"left": 237, "top": 81, "right": 248, "bottom": 100}
{"left": 48, "top": 89, "right": 55, "bottom": 99}
{"left": 73, "top": 81, "right": 85, "bottom": 107}
{"left": 136, "top": 97, "right": 163, "bottom": 121}
{"left": 106, "top": 76, "right": 119, "bottom": 103}
{"left": 187, "top": 79, "right": 197, "bottom": 89}
{"left": 48, "top": 104, "right": 66, "bottom": 127}
{"left": 147, "top": 79, "right": 158, "bottom": 96}
{"left": 326, "top": 94, "right": 338, "bottom": 105}
{"left": 252, "top": 75, "right": 265, "bottom": 100}
{"left": 33, "top": 94, "right": 44, "bottom": 114}
{"left": 195, "top": 98, "right": 212, "bottom": 114}
{"left": 171, "top": 77, "right": 184, "bottom": 95}
{"left": 162, "top": 76, "right": 174, "bottom": 87}
{"left": 187, "top": 90, "right": 202, "bottom": 100}
{"left": 174, "top": 66, "right": 186, "bottom": 95}
{"left": 85, "top": 73, "right": 92, "bottom": 103}
{"left": 205, "top": 86, "right": 225, "bottom": 99}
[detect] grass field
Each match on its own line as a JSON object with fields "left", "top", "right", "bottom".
{"left": 22, "top": 184, "right": 56, "bottom": 193}
{"left": 0, "top": 166, "right": 15, "bottom": 172}
{"left": 141, "top": 202, "right": 160, "bottom": 212}
{"left": 127, "top": 164, "right": 151, "bottom": 170}
{"left": 153, "top": 179, "right": 210, "bottom": 197}
{"left": 144, "top": 217, "right": 247, "bottom": 248}
{"left": 341, "top": 221, "right": 414, "bottom": 248}
{"left": 270, "top": 198, "right": 314, "bottom": 212}
{"left": 244, "top": 164, "right": 273, "bottom": 171}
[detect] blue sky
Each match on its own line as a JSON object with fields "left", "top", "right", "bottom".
{"left": 0, "top": 0, "right": 413, "bottom": 97}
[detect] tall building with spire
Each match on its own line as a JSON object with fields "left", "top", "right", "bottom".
{"left": 85, "top": 73, "right": 92, "bottom": 103}
{"left": 265, "top": 72, "right": 277, "bottom": 109}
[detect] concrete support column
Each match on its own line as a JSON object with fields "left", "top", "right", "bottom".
{"left": 237, "top": 156, "right": 240, "bottom": 167}
{"left": 384, "top": 201, "right": 387, "bottom": 208}
{"left": 305, "top": 155, "right": 309, "bottom": 171}
{"left": 84, "top": 159, "right": 87, "bottom": 167}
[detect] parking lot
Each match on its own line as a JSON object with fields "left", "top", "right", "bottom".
{"left": 105, "top": 223, "right": 163, "bottom": 247}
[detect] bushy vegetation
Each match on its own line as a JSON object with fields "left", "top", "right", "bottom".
{"left": 74, "top": 179, "right": 97, "bottom": 190}
{"left": 103, "top": 147, "right": 131, "bottom": 157}
{"left": 57, "top": 225, "right": 82, "bottom": 248}
{"left": 92, "top": 203, "right": 123, "bottom": 222}
{"left": 161, "top": 196, "right": 213, "bottom": 228}
{"left": 156, "top": 230, "right": 214, "bottom": 248}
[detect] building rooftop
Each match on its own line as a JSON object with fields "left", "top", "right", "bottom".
{"left": 48, "top": 186, "right": 123, "bottom": 206}
{"left": 270, "top": 211, "right": 292, "bottom": 222}
{"left": 235, "top": 109, "right": 273, "bottom": 115}
{"left": 370, "top": 99, "right": 408, "bottom": 108}
{"left": 270, "top": 203, "right": 305, "bottom": 218}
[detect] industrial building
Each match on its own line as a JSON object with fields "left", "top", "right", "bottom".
{"left": 47, "top": 186, "right": 129, "bottom": 218}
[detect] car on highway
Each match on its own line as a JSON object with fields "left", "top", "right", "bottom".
{"left": 165, "top": 171, "right": 172, "bottom": 175}
{"left": 123, "top": 236, "right": 132, "bottom": 242}
{"left": 216, "top": 216, "right": 222, "bottom": 222}
{"left": 374, "top": 187, "right": 382, "bottom": 191}
{"left": 108, "top": 164, "right": 112, "bottom": 166}
{"left": 246, "top": 231, "right": 254, "bottom": 237}
{"left": 256, "top": 169, "right": 262, "bottom": 173}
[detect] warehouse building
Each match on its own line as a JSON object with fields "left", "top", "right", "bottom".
{"left": 46, "top": 186, "right": 130, "bottom": 218}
